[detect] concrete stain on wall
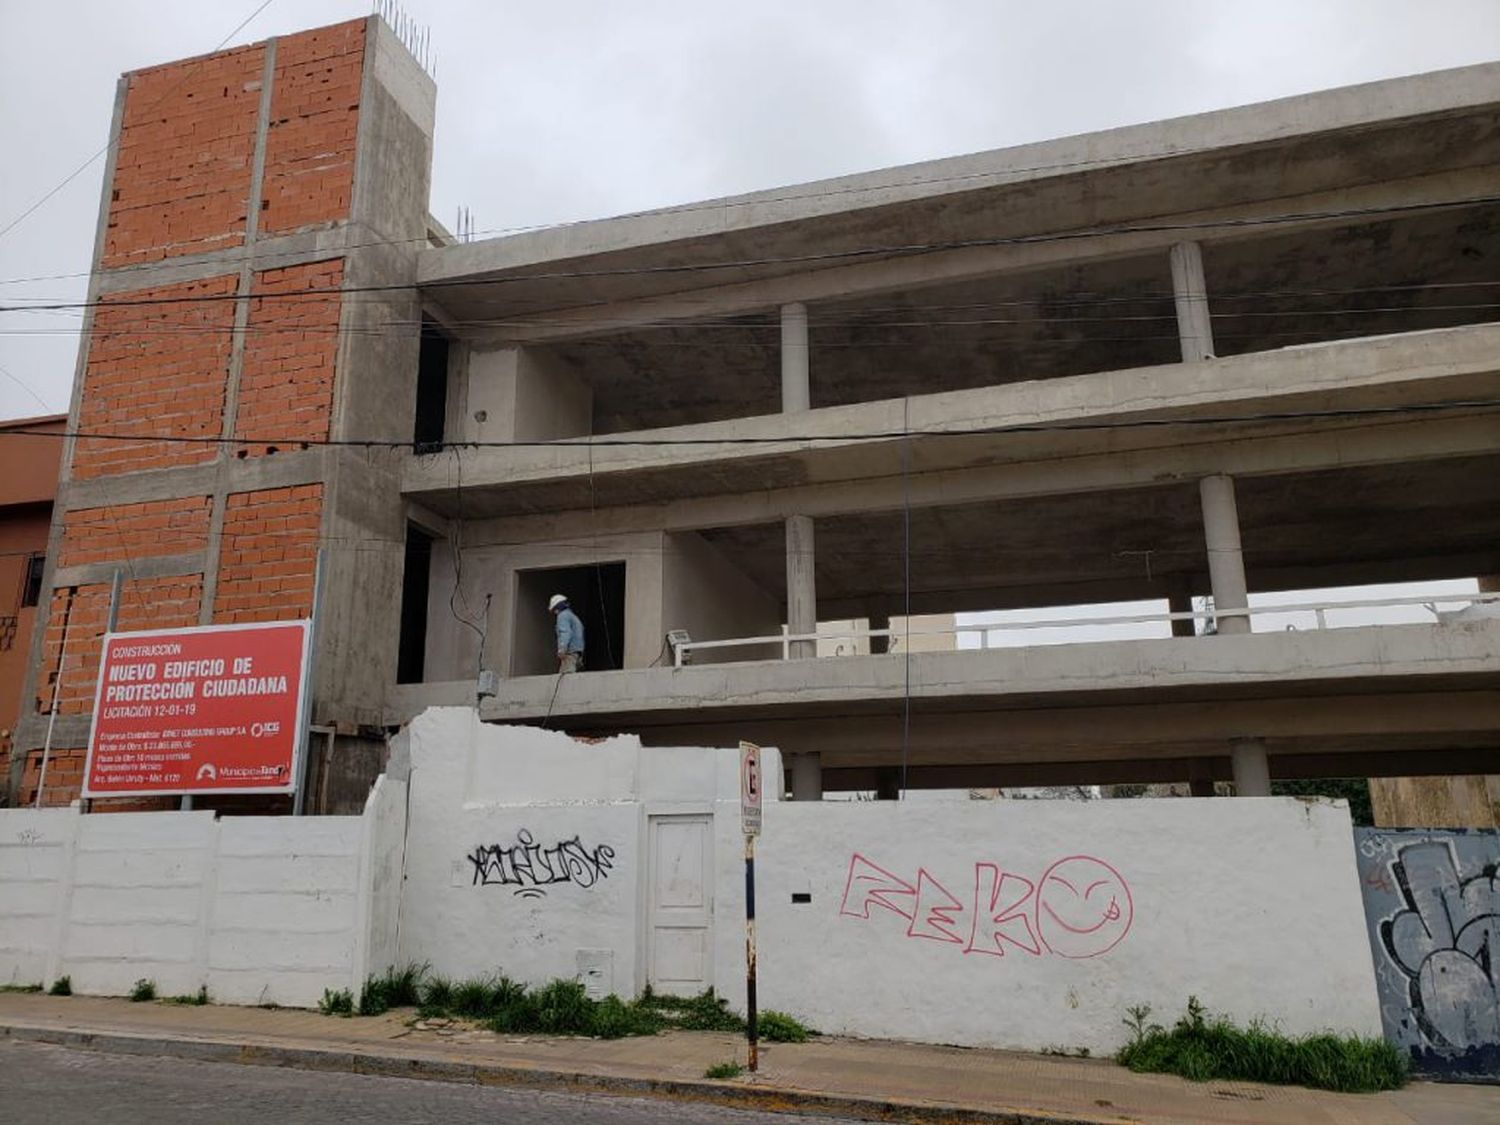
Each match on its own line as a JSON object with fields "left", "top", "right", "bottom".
{"left": 1355, "top": 828, "right": 1500, "bottom": 1082}
{"left": 838, "top": 853, "right": 1133, "bottom": 961}
{"left": 466, "top": 829, "right": 616, "bottom": 898}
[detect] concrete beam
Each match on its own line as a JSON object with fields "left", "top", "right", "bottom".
{"left": 463, "top": 619, "right": 1500, "bottom": 726}
{"left": 403, "top": 321, "right": 1500, "bottom": 521}
{"left": 820, "top": 747, "right": 1500, "bottom": 791}
{"left": 456, "top": 167, "right": 1498, "bottom": 344}
{"left": 531, "top": 690, "right": 1500, "bottom": 762}
{"left": 460, "top": 411, "right": 1498, "bottom": 545}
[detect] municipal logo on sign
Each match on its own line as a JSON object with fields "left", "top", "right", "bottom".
{"left": 740, "top": 741, "right": 762, "bottom": 836}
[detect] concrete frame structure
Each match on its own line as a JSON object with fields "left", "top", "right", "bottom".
{"left": 13, "top": 16, "right": 1500, "bottom": 808}
{"left": 399, "top": 61, "right": 1500, "bottom": 800}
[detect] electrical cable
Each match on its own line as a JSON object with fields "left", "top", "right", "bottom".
{"left": 0, "top": 0, "right": 279, "bottom": 243}
{"left": 0, "top": 396, "right": 1491, "bottom": 451}
{"left": 6, "top": 194, "right": 1497, "bottom": 315}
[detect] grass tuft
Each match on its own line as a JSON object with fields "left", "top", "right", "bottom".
{"left": 166, "top": 985, "right": 209, "bottom": 1006}
{"left": 0, "top": 983, "right": 43, "bottom": 994}
{"left": 129, "top": 978, "right": 156, "bottom": 1002}
{"left": 589, "top": 994, "right": 666, "bottom": 1039}
{"left": 637, "top": 988, "right": 746, "bottom": 1032}
{"left": 758, "top": 1010, "right": 815, "bottom": 1043}
{"left": 359, "top": 963, "right": 427, "bottom": 1016}
{"left": 1117, "top": 997, "right": 1408, "bottom": 1093}
{"left": 704, "top": 1061, "right": 745, "bottom": 1080}
{"left": 318, "top": 988, "right": 354, "bottom": 1017}
{"left": 48, "top": 976, "right": 71, "bottom": 996}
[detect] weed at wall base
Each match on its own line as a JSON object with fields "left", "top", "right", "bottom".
{"left": 47, "top": 976, "right": 70, "bottom": 997}
{"left": 129, "top": 979, "right": 156, "bottom": 1003}
{"left": 1117, "top": 997, "right": 1408, "bottom": 1093}
{"left": 318, "top": 988, "right": 353, "bottom": 1017}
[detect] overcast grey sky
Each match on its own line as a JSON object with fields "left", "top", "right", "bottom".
{"left": 0, "top": 0, "right": 1496, "bottom": 420}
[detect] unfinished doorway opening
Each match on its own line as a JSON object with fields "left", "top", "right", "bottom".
{"left": 397, "top": 524, "right": 434, "bottom": 684}
{"left": 513, "top": 562, "right": 626, "bottom": 676}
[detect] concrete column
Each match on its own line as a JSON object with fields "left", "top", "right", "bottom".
{"left": 869, "top": 613, "right": 891, "bottom": 655}
{"left": 1167, "top": 589, "right": 1196, "bottom": 638}
{"left": 786, "top": 515, "right": 817, "bottom": 659}
{"left": 1199, "top": 474, "right": 1250, "bottom": 635}
{"left": 781, "top": 302, "right": 810, "bottom": 412}
{"left": 1169, "top": 241, "right": 1215, "bottom": 362}
{"left": 790, "top": 753, "right": 823, "bottom": 801}
{"left": 1231, "top": 738, "right": 1271, "bottom": 796}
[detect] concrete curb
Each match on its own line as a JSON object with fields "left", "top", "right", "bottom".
{"left": 0, "top": 1021, "right": 1123, "bottom": 1125}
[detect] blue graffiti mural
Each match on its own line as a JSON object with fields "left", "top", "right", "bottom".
{"left": 1355, "top": 828, "right": 1500, "bottom": 1082}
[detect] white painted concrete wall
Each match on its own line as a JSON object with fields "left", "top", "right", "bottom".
{"left": 397, "top": 709, "right": 771, "bottom": 999}
{"left": 0, "top": 776, "right": 407, "bottom": 1008}
{"left": 399, "top": 711, "right": 1382, "bottom": 1054}
{"left": 749, "top": 800, "right": 1381, "bottom": 1053}
{"left": 1, "top": 713, "right": 1386, "bottom": 1055}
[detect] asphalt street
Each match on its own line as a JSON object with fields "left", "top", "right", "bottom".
{"left": 0, "top": 1040, "right": 851, "bottom": 1124}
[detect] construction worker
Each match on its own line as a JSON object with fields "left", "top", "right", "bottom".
{"left": 549, "top": 594, "right": 585, "bottom": 672}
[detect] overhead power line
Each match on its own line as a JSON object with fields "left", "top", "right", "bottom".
{"left": 0, "top": 0, "right": 278, "bottom": 244}
{"left": 4, "top": 194, "right": 1497, "bottom": 316}
{"left": 5, "top": 397, "right": 1496, "bottom": 452}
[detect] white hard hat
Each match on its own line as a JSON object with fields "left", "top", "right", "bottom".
{"left": 548, "top": 594, "right": 568, "bottom": 612}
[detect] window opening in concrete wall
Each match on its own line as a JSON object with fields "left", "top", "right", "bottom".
{"left": 397, "top": 524, "right": 434, "bottom": 684}
{"left": 20, "top": 553, "right": 44, "bottom": 608}
{"left": 513, "top": 562, "right": 626, "bottom": 676}
{"left": 413, "top": 320, "right": 449, "bottom": 453}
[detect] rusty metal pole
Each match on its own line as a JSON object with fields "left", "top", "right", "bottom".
{"left": 745, "top": 831, "right": 758, "bottom": 1073}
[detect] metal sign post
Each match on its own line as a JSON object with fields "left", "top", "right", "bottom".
{"left": 740, "top": 741, "right": 763, "bottom": 1072}
{"left": 292, "top": 548, "right": 327, "bottom": 816}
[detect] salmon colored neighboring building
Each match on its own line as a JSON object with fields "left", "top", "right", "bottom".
{"left": 0, "top": 415, "right": 65, "bottom": 805}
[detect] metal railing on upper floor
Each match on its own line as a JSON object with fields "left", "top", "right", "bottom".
{"left": 669, "top": 591, "right": 1500, "bottom": 667}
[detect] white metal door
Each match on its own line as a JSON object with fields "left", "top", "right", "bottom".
{"left": 646, "top": 814, "right": 713, "bottom": 995}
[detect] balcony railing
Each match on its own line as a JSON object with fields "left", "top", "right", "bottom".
{"left": 670, "top": 592, "right": 1500, "bottom": 666}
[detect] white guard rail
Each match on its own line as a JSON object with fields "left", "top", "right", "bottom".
{"left": 671, "top": 592, "right": 1500, "bottom": 667}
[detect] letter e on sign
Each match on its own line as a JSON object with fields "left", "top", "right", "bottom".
{"left": 740, "top": 741, "right": 762, "bottom": 836}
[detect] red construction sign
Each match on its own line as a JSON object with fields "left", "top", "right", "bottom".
{"left": 83, "top": 621, "right": 311, "bottom": 798}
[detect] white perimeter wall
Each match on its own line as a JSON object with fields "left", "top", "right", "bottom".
{"left": 397, "top": 708, "right": 764, "bottom": 999}
{"left": 401, "top": 710, "right": 1382, "bottom": 1054}
{"left": 1, "top": 710, "right": 1386, "bottom": 1054}
{"left": 0, "top": 776, "right": 406, "bottom": 1007}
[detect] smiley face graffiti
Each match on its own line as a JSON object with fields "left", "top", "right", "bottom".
{"left": 1035, "top": 855, "right": 1134, "bottom": 958}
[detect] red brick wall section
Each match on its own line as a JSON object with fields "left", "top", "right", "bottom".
{"left": 59, "top": 496, "right": 212, "bottom": 568}
{"left": 103, "top": 45, "right": 266, "bottom": 267}
{"left": 260, "top": 20, "right": 366, "bottom": 234}
{"left": 213, "top": 485, "right": 323, "bottom": 623}
{"left": 36, "top": 576, "right": 203, "bottom": 716}
{"left": 234, "top": 260, "right": 343, "bottom": 454}
{"left": 18, "top": 747, "right": 177, "bottom": 810}
{"left": 73, "top": 275, "right": 236, "bottom": 480}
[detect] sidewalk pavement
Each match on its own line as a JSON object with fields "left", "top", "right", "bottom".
{"left": 1, "top": 993, "right": 1494, "bottom": 1125}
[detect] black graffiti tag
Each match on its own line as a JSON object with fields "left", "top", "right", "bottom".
{"left": 467, "top": 830, "right": 616, "bottom": 898}
{"left": 1381, "top": 841, "right": 1500, "bottom": 1050}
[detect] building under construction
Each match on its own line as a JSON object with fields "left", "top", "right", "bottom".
{"left": 9, "top": 15, "right": 1498, "bottom": 813}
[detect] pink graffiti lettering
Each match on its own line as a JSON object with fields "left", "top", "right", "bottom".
{"left": 838, "top": 853, "right": 917, "bottom": 920}
{"left": 907, "top": 869, "right": 966, "bottom": 944}
{"left": 965, "top": 864, "right": 1041, "bottom": 958}
{"left": 840, "top": 853, "right": 1133, "bottom": 962}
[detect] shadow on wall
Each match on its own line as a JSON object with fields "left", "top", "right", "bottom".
{"left": 1354, "top": 827, "right": 1500, "bottom": 1083}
